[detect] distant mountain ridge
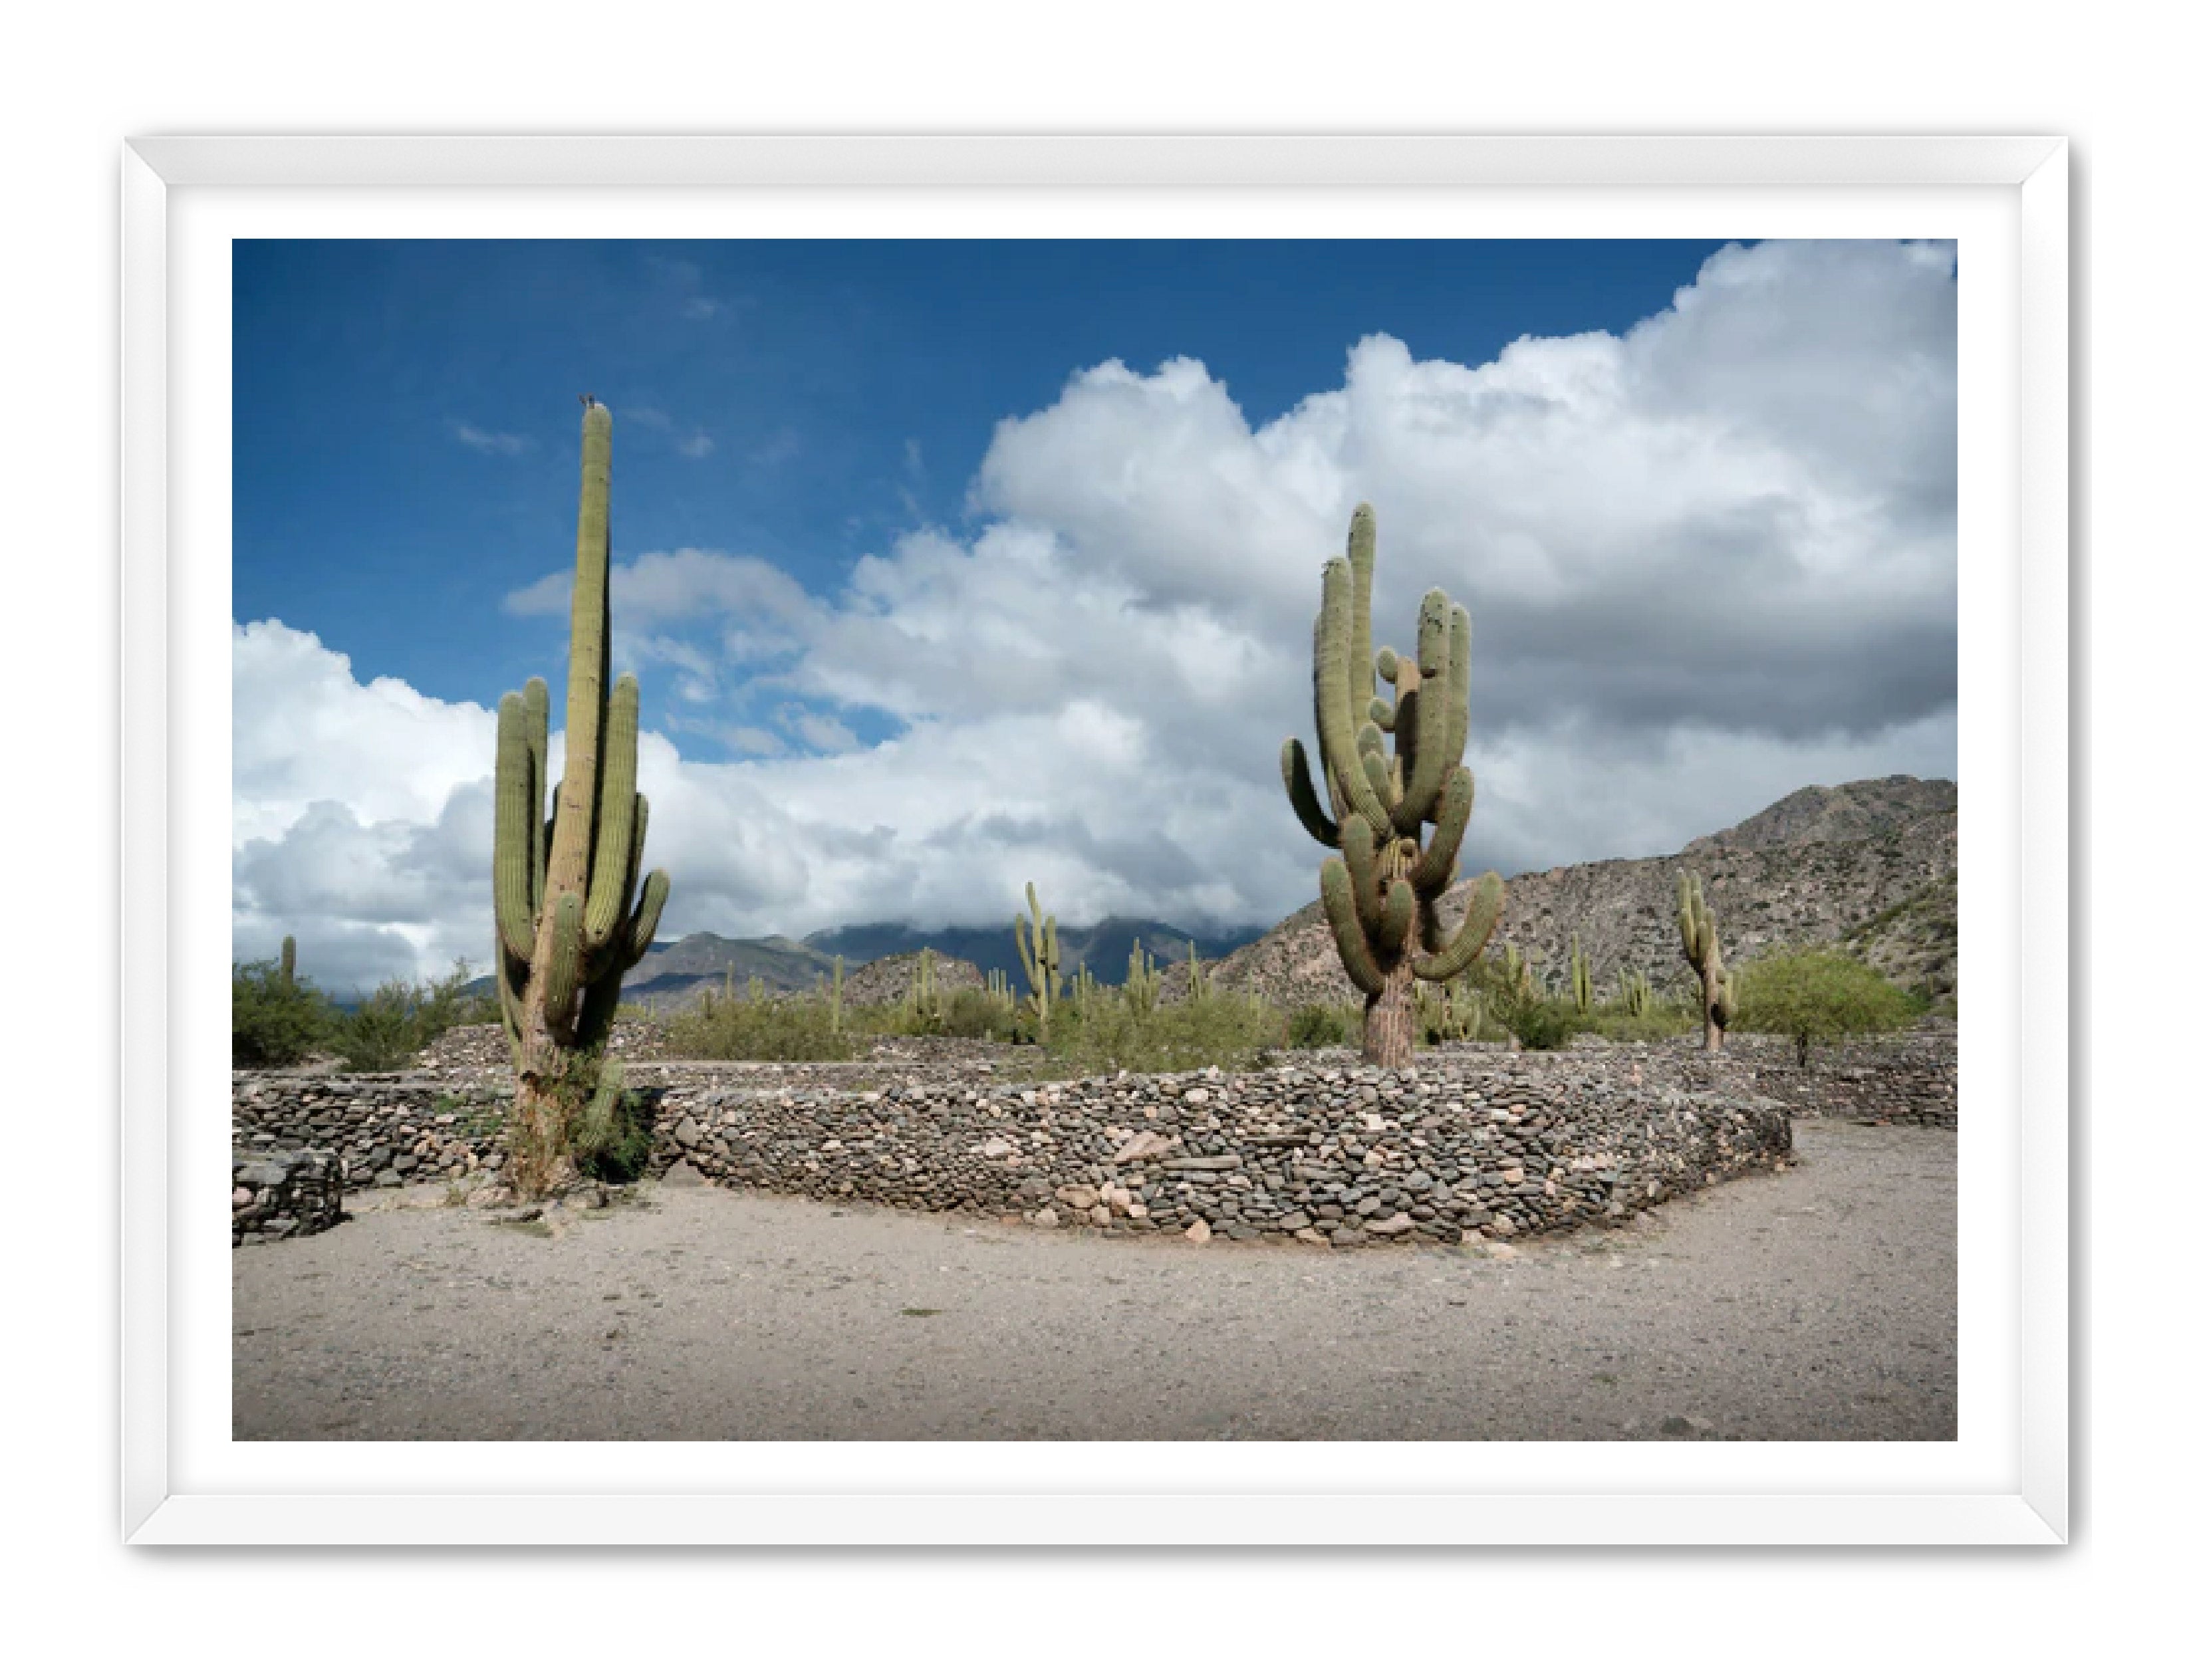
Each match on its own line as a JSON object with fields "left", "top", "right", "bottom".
{"left": 801, "top": 916, "right": 1257, "bottom": 987}
{"left": 1209, "top": 775, "right": 1958, "bottom": 1010}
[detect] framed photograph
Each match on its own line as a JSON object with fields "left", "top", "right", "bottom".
{"left": 124, "top": 134, "right": 2069, "bottom": 1545}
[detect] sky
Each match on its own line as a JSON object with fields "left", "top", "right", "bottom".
{"left": 233, "top": 237, "right": 1958, "bottom": 994}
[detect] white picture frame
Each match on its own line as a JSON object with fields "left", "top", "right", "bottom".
{"left": 122, "top": 133, "right": 2069, "bottom": 1546}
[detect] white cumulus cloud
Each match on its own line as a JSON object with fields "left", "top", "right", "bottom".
{"left": 239, "top": 241, "right": 1957, "bottom": 991}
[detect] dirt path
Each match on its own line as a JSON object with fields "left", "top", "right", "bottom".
{"left": 233, "top": 1116, "right": 1954, "bottom": 1441}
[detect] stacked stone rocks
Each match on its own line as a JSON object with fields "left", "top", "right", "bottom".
{"left": 415, "top": 1020, "right": 668, "bottom": 1073}
{"left": 233, "top": 1149, "right": 344, "bottom": 1245}
{"left": 644, "top": 1056, "right": 1793, "bottom": 1247}
{"left": 231, "top": 1074, "right": 512, "bottom": 1188}
{"left": 233, "top": 1032, "right": 1963, "bottom": 1248}
{"left": 1739, "top": 1028, "right": 1957, "bottom": 1128}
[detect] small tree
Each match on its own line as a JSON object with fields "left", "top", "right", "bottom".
{"left": 1734, "top": 948, "right": 1920, "bottom": 1067}
{"left": 329, "top": 959, "right": 493, "bottom": 1072}
{"left": 232, "top": 955, "right": 334, "bottom": 1068}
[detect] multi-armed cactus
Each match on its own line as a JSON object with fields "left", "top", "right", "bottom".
{"left": 1281, "top": 505, "right": 1504, "bottom": 1066}
{"left": 493, "top": 400, "right": 670, "bottom": 1194}
{"left": 1014, "top": 882, "right": 1062, "bottom": 1028}
{"left": 1182, "top": 941, "right": 1212, "bottom": 1004}
{"left": 1124, "top": 939, "right": 1160, "bottom": 1017}
{"left": 1677, "top": 869, "right": 1736, "bottom": 1052}
{"left": 1568, "top": 934, "right": 1594, "bottom": 1012}
{"left": 1617, "top": 967, "right": 1654, "bottom": 1018}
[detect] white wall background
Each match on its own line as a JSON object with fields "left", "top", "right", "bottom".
{"left": 9, "top": 2, "right": 2161, "bottom": 1669}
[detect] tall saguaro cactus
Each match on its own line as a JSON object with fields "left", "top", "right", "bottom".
{"left": 1677, "top": 869, "right": 1735, "bottom": 1052}
{"left": 493, "top": 401, "right": 670, "bottom": 1193}
{"left": 1015, "top": 881, "right": 1061, "bottom": 1028}
{"left": 1280, "top": 505, "right": 1504, "bottom": 1066}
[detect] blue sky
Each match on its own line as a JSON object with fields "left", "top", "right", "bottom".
{"left": 236, "top": 238, "right": 1732, "bottom": 739}
{"left": 232, "top": 238, "right": 1956, "bottom": 989}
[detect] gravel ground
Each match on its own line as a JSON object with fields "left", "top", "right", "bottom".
{"left": 233, "top": 1116, "right": 1953, "bottom": 1441}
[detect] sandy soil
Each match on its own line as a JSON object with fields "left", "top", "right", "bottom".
{"left": 233, "top": 1115, "right": 1953, "bottom": 1441}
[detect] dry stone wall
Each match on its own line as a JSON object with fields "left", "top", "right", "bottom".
{"left": 233, "top": 1148, "right": 344, "bottom": 1245}
{"left": 229, "top": 1036, "right": 1889, "bottom": 1247}
{"left": 648, "top": 1054, "right": 1795, "bottom": 1245}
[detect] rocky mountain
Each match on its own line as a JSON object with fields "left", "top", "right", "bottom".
{"left": 618, "top": 931, "right": 837, "bottom": 1005}
{"left": 1684, "top": 774, "right": 1957, "bottom": 854}
{"left": 837, "top": 949, "right": 984, "bottom": 1009}
{"left": 1206, "top": 777, "right": 1958, "bottom": 1011}
{"left": 802, "top": 915, "right": 1257, "bottom": 987}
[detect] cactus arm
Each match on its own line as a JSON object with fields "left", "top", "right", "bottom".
{"left": 577, "top": 963, "right": 624, "bottom": 1053}
{"left": 540, "top": 402, "right": 614, "bottom": 918}
{"left": 523, "top": 676, "right": 549, "bottom": 912}
{"left": 493, "top": 692, "right": 539, "bottom": 962}
{"left": 1361, "top": 737, "right": 1395, "bottom": 815}
{"left": 626, "top": 792, "right": 649, "bottom": 897}
{"left": 1319, "top": 858, "right": 1386, "bottom": 998}
{"left": 1446, "top": 604, "right": 1472, "bottom": 767}
{"left": 1415, "top": 872, "right": 1504, "bottom": 982}
{"left": 497, "top": 947, "right": 524, "bottom": 1052}
{"left": 1347, "top": 505, "right": 1377, "bottom": 725}
{"left": 582, "top": 673, "right": 642, "bottom": 947}
{"left": 1339, "top": 813, "right": 1380, "bottom": 923}
{"left": 622, "top": 870, "right": 670, "bottom": 965}
{"left": 542, "top": 893, "right": 584, "bottom": 1019}
{"left": 1378, "top": 878, "right": 1416, "bottom": 958}
{"left": 1014, "top": 913, "right": 1037, "bottom": 988}
{"left": 1392, "top": 592, "right": 1450, "bottom": 829}
{"left": 1313, "top": 560, "right": 1390, "bottom": 836}
{"left": 579, "top": 1058, "right": 624, "bottom": 1136}
{"left": 1279, "top": 738, "right": 1341, "bottom": 847}
{"left": 1411, "top": 765, "right": 1474, "bottom": 900}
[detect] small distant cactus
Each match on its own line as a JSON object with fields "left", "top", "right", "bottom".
{"left": 1182, "top": 941, "right": 1212, "bottom": 1004}
{"left": 1678, "top": 869, "right": 1736, "bottom": 1052}
{"left": 1124, "top": 939, "right": 1160, "bottom": 1017}
{"left": 1015, "top": 882, "right": 1062, "bottom": 1028}
{"left": 1417, "top": 976, "right": 1482, "bottom": 1044}
{"left": 1490, "top": 943, "right": 1537, "bottom": 1003}
{"left": 1279, "top": 505, "right": 1503, "bottom": 1066}
{"left": 831, "top": 955, "right": 844, "bottom": 1034}
{"left": 1617, "top": 967, "right": 1654, "bottom": 1017}
{"left": 897, "top": 948, "right": 942, "bottom": 1032}
{"left": 1568, "top": 934, "right": 1593, "bottom": 1011}
{"left": 279, "top": 935, "right": 297, "bottom": 986}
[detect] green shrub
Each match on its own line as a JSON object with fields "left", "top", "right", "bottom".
{"left": 1498, "top": 993, "right": 1584, "bottom": 1051}
{"left": 869, "top": 985, "right": 1020, "bottom": 1042}
{"left": 1286, "top": 1001, "right": 1354, "bottom": 1050}
{"left": 328, "top": 960, "right": 495, "bottom": 1073}
{"left": 1732, "top": 947, "right": 1923, "bottom": 1066}
{"left": 1575, "top": 1005, "right": 1693, "bottom": 1044}
{"left": 569, "top": 1079, "right": 652, "bottom": 1183}
{"left": 1044, "top": 987, "right": 1284, "bottom": 1075}
{"left": 231, "top": 959, "right": 336, "bottom": 1067}
{"left": 662, "top": 989, "right": 858, "bottom": 1062}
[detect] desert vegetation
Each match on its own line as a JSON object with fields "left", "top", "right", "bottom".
{"left": 1730, "top": 946, "right": 1924, "bottom": 1066}
{"left": 232, "top": 938, "right": 495, "bottom": 1072}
